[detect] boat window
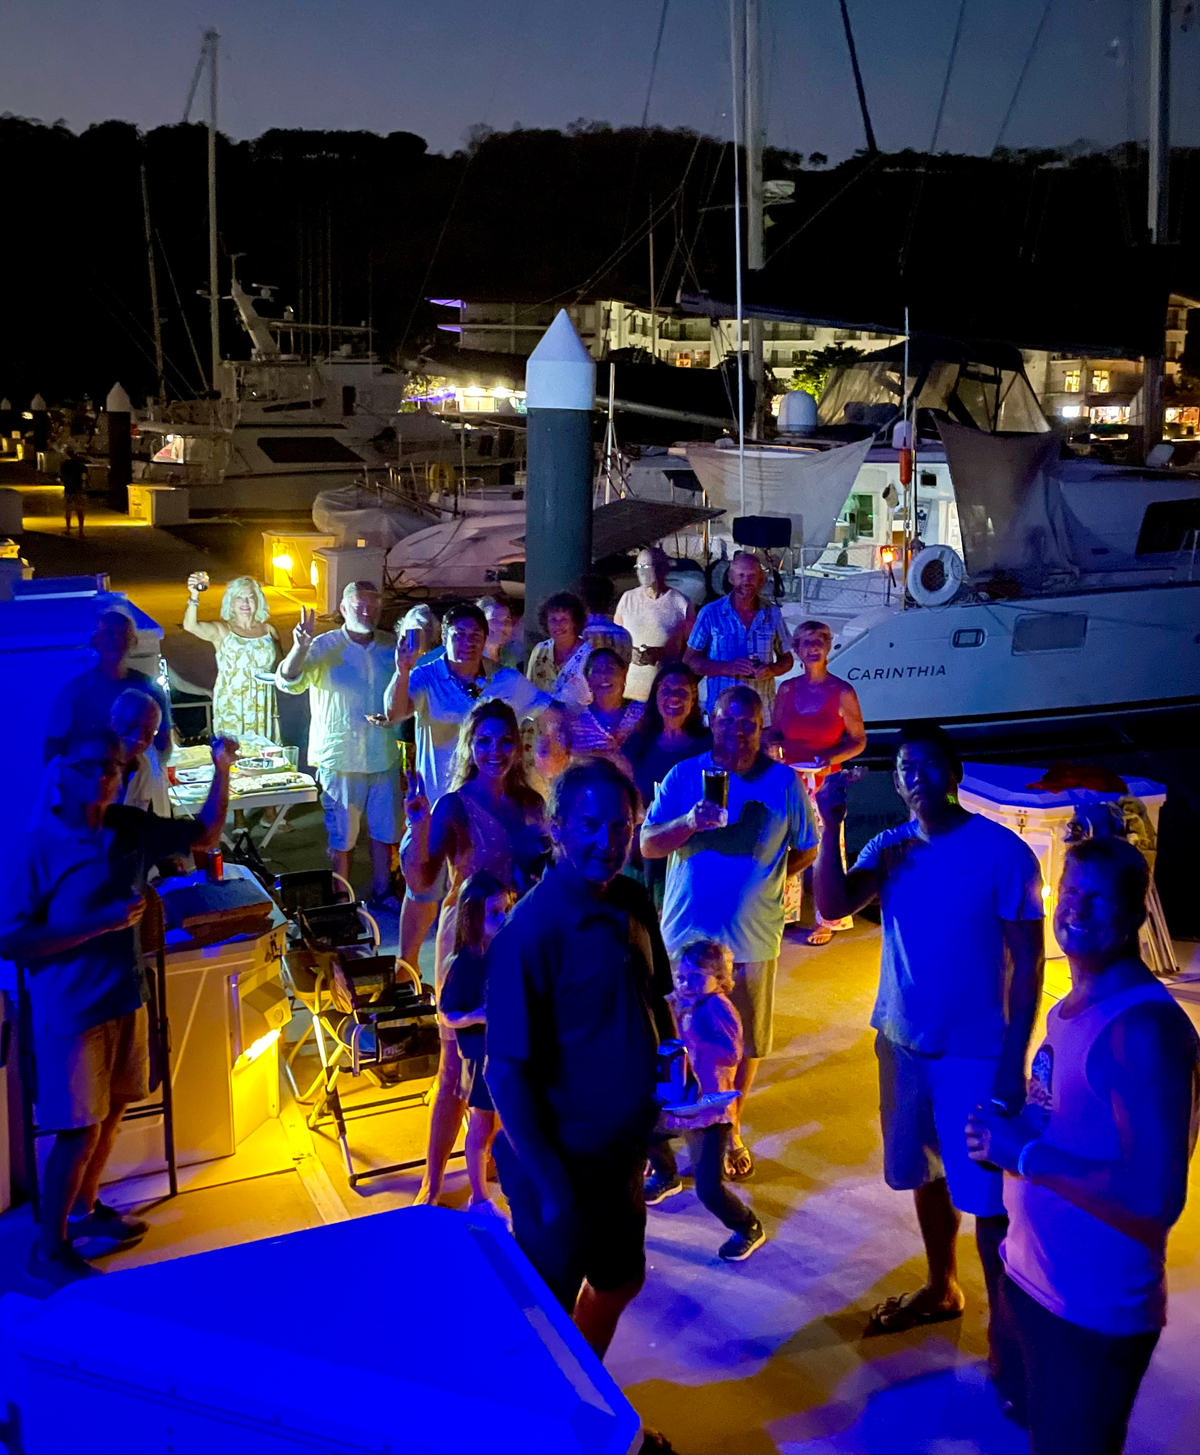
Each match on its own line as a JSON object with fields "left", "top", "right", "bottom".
{"left": 256, "top": 436, "right": 364, "bottom": 464}
{"left": 1011, "top": 614, "right": 1087, "bottom": 653}
{"left": 1135, "top": 498, "right": 1200, "bottom": 554}
{"left": 952, "top": 628, "right": 985, "bottom": 647}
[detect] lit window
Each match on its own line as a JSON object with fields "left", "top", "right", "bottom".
{"left": 1092, "top": 370, "right": 1110, "bottom": 394}
{"left": 1060, "top": 405, "right": 1082, "bottom": 419}
{"left": 676, "top": 353, "right": 692, "bottom": 368}
{"left": 1063, "top": 370, "right": 1081, "bottom": 393}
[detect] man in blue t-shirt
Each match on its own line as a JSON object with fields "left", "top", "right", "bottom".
{"left": 486, "top": 758, "right": 674, "bottom": 1359}
{"left": 814, "top": 720, "right": 1044, "bottom": 1376}
{"left": 0, "top": 727, "right": 237, "bottom": 1289}
{"left": 642, "top": 683, "right": 817, "bottom": 1178}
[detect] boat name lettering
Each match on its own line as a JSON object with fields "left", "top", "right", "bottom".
{"left": 846, "top": 665, "right": 948, "bottom": 681}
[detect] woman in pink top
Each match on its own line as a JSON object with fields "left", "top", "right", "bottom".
{"left": 967, "top": 837, "right": 1200, "bottom": 1454}
{"left": 567, "top": 649, "right": 644, "bottom": 773}
{"left": 768, "top": 620, "right": 865, "bottom": 944}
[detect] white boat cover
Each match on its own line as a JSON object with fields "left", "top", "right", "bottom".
{"left": 685, "top": 436, "right": 874, "bottom": 555}
{"left": 312, "top": 485, "right": 430, "bottom": 550}
{"left": 385, "top": 509, "right": 527, "bottom": 591}
{"left": 938, "top": 420, "right": 1127, "bottom": 578}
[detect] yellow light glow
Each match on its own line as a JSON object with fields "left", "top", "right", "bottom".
{"left": 235, "top": 1027, "right": 281, "bottom": 1068}
{"left": 272, "top": 553, "right": 294, "bottom": 574}
{"left": 309, "top": 560, "right": 320, "bottom": 586}
{"left": 1042, "top": 883, "right": 1052, "bottom": 900}
{"left": 463, "top": 386, "right": 485, "bottom": 397}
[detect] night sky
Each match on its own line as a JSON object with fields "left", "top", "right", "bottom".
{"left": 3, "top": 0, "right": 1199, "bottom": 159}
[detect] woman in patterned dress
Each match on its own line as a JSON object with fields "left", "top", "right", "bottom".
{"left": 183, "top": 574, "right": 281, "bottom": 741}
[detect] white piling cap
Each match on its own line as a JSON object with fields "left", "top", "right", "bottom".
{"left": 30, "top": 393, "right": 47, "bottom": 412}
{"left": 525, "top": 309, "right": 596, "bottom": 411}
{"left": 105, "top": 382, "right": 132, "bottom": 413}
{"left": 0, "top": 399, "right": 10, "bottom": 411}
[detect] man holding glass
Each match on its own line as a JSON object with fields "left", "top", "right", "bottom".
{"left": 641, "top": 683, "right": 817, "bottom": 1180}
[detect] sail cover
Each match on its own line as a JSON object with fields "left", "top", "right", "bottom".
{"left": 938, "top": 419, "right": 1080, "bottom": 579}
{"left": 685, "top": 435, "right": 874, "bottom": 556}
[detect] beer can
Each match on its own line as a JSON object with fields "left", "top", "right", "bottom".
{"left": 206, "top": 850, "right": 224, "bottom": 883}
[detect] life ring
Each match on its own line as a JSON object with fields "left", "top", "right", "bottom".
{"left": 908, "top": 544, "right": 964, "bottom": 608}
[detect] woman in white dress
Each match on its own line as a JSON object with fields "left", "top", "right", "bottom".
{"left": 183, "top": 574, "right": 281, "bottom": 741}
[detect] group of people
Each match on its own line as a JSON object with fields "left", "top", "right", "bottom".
{"left": 3, "top": 553, "right": 1196, "bottom": 1455}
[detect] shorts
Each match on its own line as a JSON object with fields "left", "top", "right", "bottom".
{"left": 404, "top": 862, "right": 449, "bottom": 906}
{"left": 320, "top": 769, "right": 402, "bottom": 851}
{"left": 730, "top": 959, "right": 777, "bottom": 1059}
{"left": 876, "top": 1033, "right": 1005, "bottom": 1217}
{"left": 458, "top": 1050, "right": 494, "bottom": 1112}
{"left": 35, "top": 1009, "right": 150, "bottom": 1132}
{"left": 494, "top": 1133, "right": 647, "bottom": 1311}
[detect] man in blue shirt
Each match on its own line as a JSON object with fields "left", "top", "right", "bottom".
{"left": 486, "top": 758, "right": 674, "bottom": 1359}
{"left": 815, "top": 720, "right": 1044, "bottom": 1376}
{"left": 0, "top": 728, "right": 237, "bottom": 1288}
{"left": 46, "top": 610, "right": 172, "bottom": 762}
{"left": 642, "top": 684, "right": 817, "bottom": 1179}
{"left": 684, "top": 552, "right": 791, "bottom": 717}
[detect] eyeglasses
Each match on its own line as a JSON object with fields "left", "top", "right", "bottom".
{"left": 64, "top": 757, "right": 123, "bottom": 779}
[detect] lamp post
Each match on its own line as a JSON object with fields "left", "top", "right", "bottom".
{"left": 523, "top": 310, "right": 596, "bottom": 658}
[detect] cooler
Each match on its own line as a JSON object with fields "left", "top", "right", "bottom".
{"left": 103, "top": 866, "right": 291, "bottom": 1182}
{"left": 958, "top": 762, "right": 1167, "bottom": 961}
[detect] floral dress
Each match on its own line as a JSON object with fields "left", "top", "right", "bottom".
{"left": 213, "top": 630, "right": 279, "bottom": 742}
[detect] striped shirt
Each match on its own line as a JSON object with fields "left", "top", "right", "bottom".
{"left": 688, "top": 595, "right": 789, "bottom": 714}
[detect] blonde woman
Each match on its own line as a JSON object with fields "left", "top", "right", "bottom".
{"left": 184, "top": 573, "right": 281, "bottom": 741}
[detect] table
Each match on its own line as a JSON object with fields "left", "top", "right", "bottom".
{"left": 168, "top": 745, "right": 319, "bottom": 848}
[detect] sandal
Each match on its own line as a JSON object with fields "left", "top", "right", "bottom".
{"left": 803, "top": 924, "right": 834, "bottom": 946}
{"left": 865, "top": 1291, "right": 965, "bottom": 1336}
{"left": 724, "top": 1141, "right": 754, "bottom": 1181}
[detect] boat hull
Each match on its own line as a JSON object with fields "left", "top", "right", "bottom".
{"left": 821, "top": 581, "right": 1200, "bottom": 759}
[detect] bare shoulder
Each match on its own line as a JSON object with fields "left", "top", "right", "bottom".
{"left": 1108, "top": 995, "right": 1200, "bottom": 1072}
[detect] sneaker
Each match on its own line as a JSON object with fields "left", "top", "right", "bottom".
{"left": 69, "top": 1200, "right": 148, "bottom": 1243}
{"left": 719, "top": 1219, "right": 766, "bottom": 1262}
{"left": 27, "top": 1244, "right": 101, "bottom": 1290}
{"left": 644, "top": 1172, "right": 684, "bottom": 1206}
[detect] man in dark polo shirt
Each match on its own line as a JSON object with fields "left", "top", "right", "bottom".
{"left": 0, "top": 727, "right": 237, "bottom": 1288}
{"left": 486, "top": 757, "right": 674, "bottom": 1358}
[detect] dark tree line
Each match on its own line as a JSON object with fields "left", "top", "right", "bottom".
{"left": 2, "top": 111, "right": 1199, "bottom": 406}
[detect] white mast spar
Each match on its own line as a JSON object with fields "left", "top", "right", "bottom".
{"left": 729, "top": 0, "right": 746, "bottom": 515}
{"left": 183, "top": 29, "right": 222, "bottom": 393}
{"left": 1143, "top": 0, "right": 1170, "bottom": 460}
{"left": 745, "top": 0, "right": 765, "bottom": 441}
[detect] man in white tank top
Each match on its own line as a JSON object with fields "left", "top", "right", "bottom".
{"left": 967, "top": 837, "right": 1200, "bottom": 1454}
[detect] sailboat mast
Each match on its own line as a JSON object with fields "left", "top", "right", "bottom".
{"left": 729, "top": 0, "right": 746, "bottom": 513}
{"left": 745, "top": 0, "right": 765, "bottom": 439}
{"left": 140, "top": 164, "right": 165, "bottom": 402}
{"left": 205, "top": 28, "right": 221, "bottom": 394}
{"left": 1143, "top": 0, "right": 1170, "bottom": 459}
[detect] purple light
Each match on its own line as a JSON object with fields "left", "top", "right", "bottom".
{"left": 429, "top": 298, "right": 465, "bottom": 309}
{"left": 436, "top": 324, "right": 463, "bottom": 334}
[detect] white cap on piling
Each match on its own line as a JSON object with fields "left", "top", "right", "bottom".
{"left": 0, "top": 399, "right": 11, "bottom": 411}
{"left": 105, "top": 382, "right": 132, "bottom": 413}
{"left": 525, "top": 309, "right": 596, "bottom": 412}
{"left": 30, "top": 393, "right": 47, "bottom": 411}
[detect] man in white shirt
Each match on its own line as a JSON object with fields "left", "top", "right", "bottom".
{"left": 276, "top": 581, "right": 400, "bottom": 905}
{"left": 111, "top": 689, "right": 171, "bottom": 817}
{"left": 815, "top": 719, "right": 1044, "bottom": 1377}
{"left": 384, "top": 601, "right": 548, "bottom": 806}
{"left": 614, "top": 547, "right": 695, "bottom": 702}
{"left": 383, "top": 601, "right": 549, "bottom": 963}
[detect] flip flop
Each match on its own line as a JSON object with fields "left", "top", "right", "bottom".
{"left": 724, "top": 1141, "right": 754, "bottom": 1181}
{"left": 803, "top": 924, "right": 834, "bottom": 946}
{"left": 865, "top": 1291, "right": 965, "bottom": 1336}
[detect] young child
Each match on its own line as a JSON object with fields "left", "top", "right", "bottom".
{"left": 437, "top": 871, "right": 514, "bottom": 1211}
{"left": 646, "top": 938, "right": 766, "bottom": 1261}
